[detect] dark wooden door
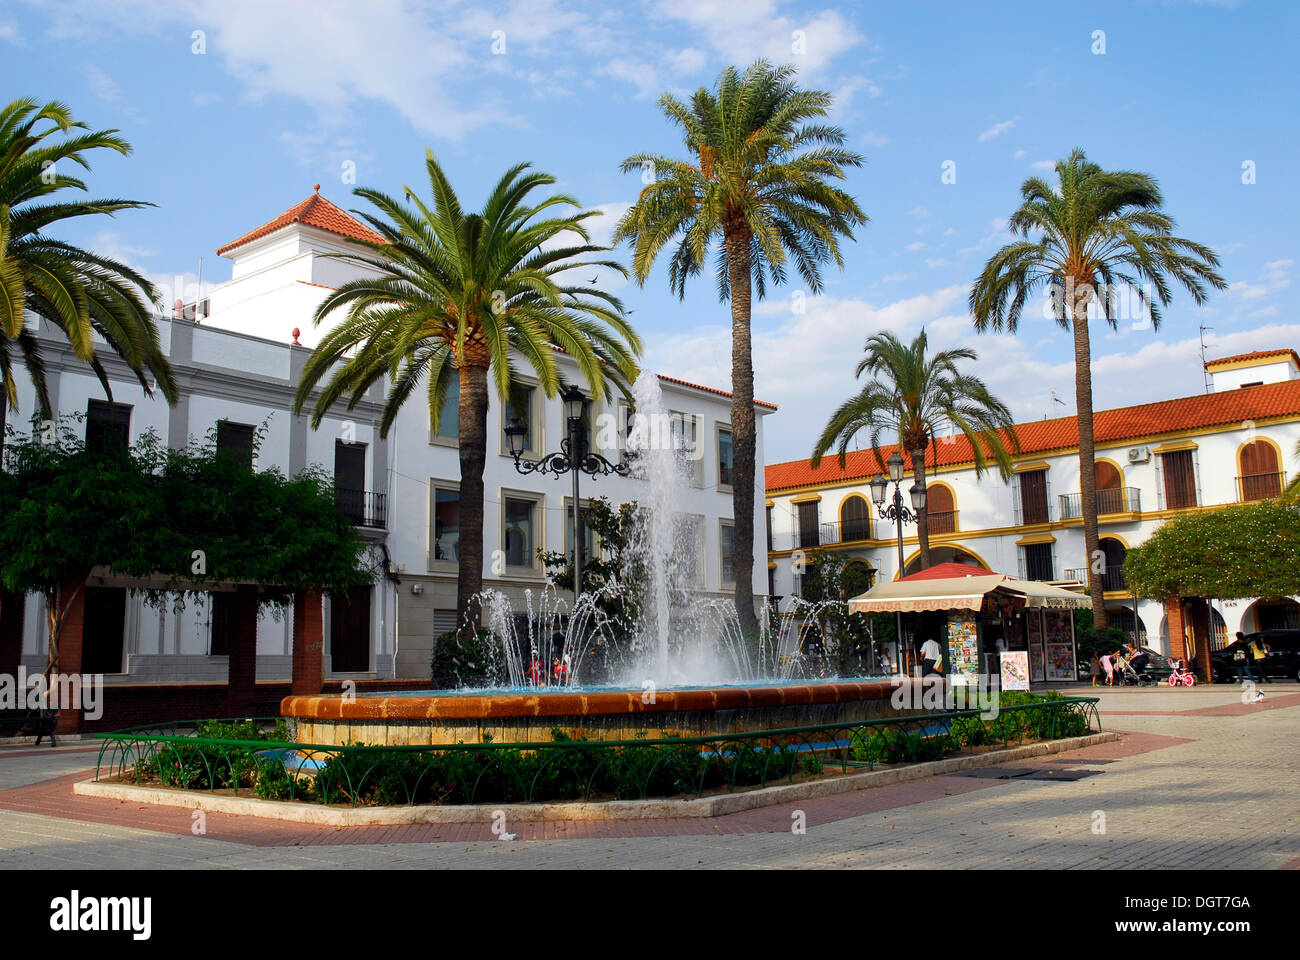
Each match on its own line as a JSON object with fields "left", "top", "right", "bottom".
{"left": 329, "top": 586, "right": 371, "bottom": 673}
{"left": 82, "top": 587, "right": 126, "bottom": 674}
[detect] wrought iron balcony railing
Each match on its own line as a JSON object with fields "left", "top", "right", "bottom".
{"left": 1059, "top": 486, "right": 1140, "bottom": 519}
{"left": 1237, "top": 472, "right": 1284, "bottom": 501}
{"left": 336, "top": 488, "right": 387, "bottom": 528}
{"left": 1062, "top": 565, "right": 1128, "bottom": 591}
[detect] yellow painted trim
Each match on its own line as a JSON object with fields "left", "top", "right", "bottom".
{"left": 1016, "top": 533, "right": 1057, "bottom": 546}
{"left": 1012, "top": 460, "right": 1051, "bottom": 474}
{"left": 1093, "top": 457, "right": 1127, "bottom": 490}
{"left": 765, "top": 499, "right": 775, "bottom": 508}
{"left": 1100, "top": 532, "right": 1132, "bottom": 550}
{"left": 1234, "top": 436, "right": 1285, "bottom": 500}
{"left": 898, "top": 543, "right": 992, "bottom": 579}
{"left": 790, "top": 493, "right": 823, "bottom": 504}
{"left": 1153, "top": 440, "right": 1199, "bottom": 453}
{"left": 767, "top": 561, "right": 777, "bottom": 569}
{"left": 836, "top": 491, "right": 874, "bottom": 531}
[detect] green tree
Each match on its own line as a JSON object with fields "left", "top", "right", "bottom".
{"left": 293, "top": 153, "right": 641, "bottom": 637}
{"left": 810, "top": 329, "right": 1019, "bottom": 569}
{"left": 970, "top": 149, "right": 1226, "bottom": 626}
{"left": 795, "top": 550, "right": 889, "bottom": 675}
{"left": 615, "top": 60, "right": 867, "bottom": 635}
{"left": 0, "top": 98, "right": 175, "bottom": 414}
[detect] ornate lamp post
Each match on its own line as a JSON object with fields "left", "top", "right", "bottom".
{"left": 869, "top": 451, "right": 927, "bottom": 675}
{"left": 504, "top": 385, "right": 630, "bottom": 598}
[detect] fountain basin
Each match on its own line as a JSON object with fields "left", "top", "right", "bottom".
{"left": 281, "top": 678, "right": 917, "bottom": 746}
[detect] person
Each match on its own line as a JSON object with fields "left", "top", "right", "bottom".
{"left": 1129, "top": 644, "right": 1150, "bottom": 676}
{"left": 1089, "top": 652, "right": 1102, "bottom": 687}
{"left": 529, "top": 654, "right": 544, "bottom": 686}
{"left": 919, "top": 637, "right": 944, "bottom": 677}
{"left": 1231, "top": 639, "right": 1254, "bottom": 684}
{"left": 1100, "top": 650, "right": 1115, "bottom": 686}
{"left": 1250, "top": 636, "right": 1270, "bottom": 683}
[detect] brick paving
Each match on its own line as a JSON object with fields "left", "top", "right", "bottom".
{"left": 0, "top": 687, "right": 1295, "bottom": 868}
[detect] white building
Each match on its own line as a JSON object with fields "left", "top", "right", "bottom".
{"left": 1, "top": 188, "right": 773, "bottom": 687}
{"left": 766, "top": 349, "right": 1300, "bottom": 657}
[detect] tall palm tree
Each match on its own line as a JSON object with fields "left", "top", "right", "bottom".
{"left": 615, "top": 60, "right": 867, "bottom": 634}
{"left": 970, "top": 149, "right": 1226, "bottom": 626}
{"left": 294, "top": 152, "right": 641, "bottom": 637}
{"left": 811, "top": 330, "right": 1019, "bottom": 570}
{"left": 0, "top": 98, "right": 176, "bottom": 414}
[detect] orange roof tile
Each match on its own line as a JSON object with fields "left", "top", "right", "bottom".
{"left": 216, "top": 186, "right": 385, "bottom": 256}
{"left": 1205, "top": 348, "right": 1300, "bottom": 370}
{"left": 656, "top": 374, "right": 778, "bottom": 410}
{"left": 766, "top": 377, "right": 1300, "bottom": 492}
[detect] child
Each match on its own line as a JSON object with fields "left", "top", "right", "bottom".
{"left": 1089, "top": 653, "right": 1102, "bottom": 687}
{"left": 1100, "top": 651, "right": 1115, "bottom": 686}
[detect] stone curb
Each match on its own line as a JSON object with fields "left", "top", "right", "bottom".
{"left": 73, "top": 731, "right": 1118, "bottom": 825}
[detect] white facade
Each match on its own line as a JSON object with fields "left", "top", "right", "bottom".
{"left": 767, "top": 353, "right": 1300, "bottom": 658}
{"left": 2, "top": 196, "right": 772, "bottom": 683}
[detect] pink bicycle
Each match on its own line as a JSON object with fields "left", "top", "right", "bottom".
{"left": 1167, "top": 658, "right": 1196, "bottom": 686}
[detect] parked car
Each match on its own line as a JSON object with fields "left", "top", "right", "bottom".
{"left": 1076, "top": 645, "right": 1171, "bottom": 684}
{"left": 1209, "top": 630, "right": 1300, "bottom": 683}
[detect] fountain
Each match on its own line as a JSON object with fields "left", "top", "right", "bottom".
{"left": 282, "top": 372, "right": 907, "bottom": 745}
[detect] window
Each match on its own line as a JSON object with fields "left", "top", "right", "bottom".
{"left": 766, "top": 506, "right": 774, "bottom": 552}
{"left": 563, "top": 500, "right": 596, "bottom": 562}
{"left": 675, "top": 514, "right": 704, "bottom": 586}
{"left": 216, "top": 420, "right": 255, "bottom": 470}
{"left": 1160, "top": 449, "right": 1198, "bottom": 509}
{"left": 86, "top": 399, "right": 131, "bottom": 454}
{"left": 927, "top": 485, "right": 956, "bottom": 533}
{"left": 797, "top": 500, "right": 820, "bottom": 548}
{"left": 1017, "top": 470, "right": 1049, "bottom": 525}
{"left": 1021, "top": 542, "right": 1055, "bottom": 581}
{"left": 431, "top": 486, "right": 460, "bottom": 563}
{"left": 503, "top": 386, "right": 535, "bottom": 454}
{"left": 334, "top": 440, "right": 368, "bottom": 523}
{"left": 671, "top": 413, "right": 702, "bottom": 484}
{"left": 329, "top": 585, "right": 371, "bottom": 673}
{"left": 720, "top": 520, "right": 735, "bottom": 586}
{"left": 717, "top": 427, "right": 734, "bottom": 488}
{"left": 1238, "top": 440, "right": 1281, "bottom": 500}
{"left": 82, "top": 587, "right": 126, "bottom": 673}
{"left": 840, "top": 495, "right": 871, "bottom": 541}
{"left": 1094, "top": 461, "right": 1126, "bottom": 513}
{"left": 768, "top": 566, "right": 776, "bottom": 597}
{"left": 435, "top": 377, "right": 459, "bottom": 441}
{"left": 503, "top": 496, "right": 537, "bottom": 568}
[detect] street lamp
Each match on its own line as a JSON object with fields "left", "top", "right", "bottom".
{"left": 505, "top": 385, "right": 630, "bottom": 598}
{"left": 870, "top": 451, "right": 927, "bottom": 676}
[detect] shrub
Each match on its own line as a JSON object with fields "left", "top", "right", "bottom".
{"left": 430, "top": 629, "right": 505, "bottom": 688}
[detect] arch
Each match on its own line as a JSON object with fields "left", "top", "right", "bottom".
{"left": 838, "top": 494, "right": 872, "bottom": 542}
{"left": 1237, "top": 437, "right": 1283, "bottom": 500}
{"left": 1094, "top": 458, "right": 1124, "bottom": 490}
{"left": 1098, "top": 536, "right": 1128, "bottom": 592}
{"left": 841, "top": 558, "right": 877, "bottom": 596}
{"left": 1104, "top": 603, "right": 1148, "bottom": 644}
{"left": 900, "top": 543, "right": 991, "bottom": 578}
{"left": 1240, "top": 597, "right": 1300, "bottom": 633}
{"left": 925, "top": 481, "right": 956, "bottom": 534}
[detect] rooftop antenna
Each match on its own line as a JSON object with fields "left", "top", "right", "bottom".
{"left": 1047, "top": 389, "right": 1067, "bottom": 419}
{"left": 1198, "top": 321, "right": 1213, "bottom": 393}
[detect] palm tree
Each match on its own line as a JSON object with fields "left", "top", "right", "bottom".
{"left": 0, "top": 98, "right": 176, "bottom": 415}
{"left": 811, "top": 330, "right": 1019, "bottom": 569}
{"left": 294, "top": 152, "right": 641, "bottom": 637}
{"left": 615, "top": 60, "right": 867, "bottom": 634}
{"left": 970, "top": 148, "right": 1226, "bottom": 626}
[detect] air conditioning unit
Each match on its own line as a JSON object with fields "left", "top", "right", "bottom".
{"left": 1127, "top": 446, "right": 1150, "bottom": 463}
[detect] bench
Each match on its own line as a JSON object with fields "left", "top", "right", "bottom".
{"left": 0, "top": 708, "right": 58, "bottom": 746}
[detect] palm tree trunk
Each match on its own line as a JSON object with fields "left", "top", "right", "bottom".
{"left": 1071, "top": 287, "right": 1107, "bottom": 628}
{"left": 910, "top": 444, "right": 932, "bottom": 569}
{"left": 724, "top": 222, "right": 759, "bottom": 636}
{"left": 456, "top": 359, "right": 490, "bottom": 640}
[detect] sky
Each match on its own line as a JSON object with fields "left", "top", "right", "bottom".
{"left": 2, "top": 0, "right": 1297, "bottom": 463}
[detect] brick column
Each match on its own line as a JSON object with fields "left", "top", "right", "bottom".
{"left": 0, "top": 591, "right": 23, "bottom": 681}
{"left": 1164, "top": 598, "right": 1188, "bottom": 660}
{"left": 226, "top": 585, "right": 260, "bottom": 716}
{"left": 53, "top": 577, "right": 87, "bottom": 735}
{"left": 1186, "top": 597, "right": 1213, "bottom": 683}
{"left": 291, "top": 588, "right": 324, "bottom": 696}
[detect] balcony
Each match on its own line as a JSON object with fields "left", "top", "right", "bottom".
{"left": 336, "top": 488, "right": 387, "bottom": 528}
{"left": 1062, "top": 565, "right": 1128, "bottom": 592}
{"left": 1059, "top": 486, "right": 1141, "bottom": 519}
{"left": 1237, "top": 472, "right": 1284, "bottom": 501}
{"left": 927, "top": 510, "right": 956, "bottom": 534}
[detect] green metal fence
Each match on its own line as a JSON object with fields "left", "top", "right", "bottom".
{"left": 93, "top": 696, "right": 1101, "bottom": 807}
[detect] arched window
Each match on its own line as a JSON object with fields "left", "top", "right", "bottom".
{"left": 840, "top": 495, "right": 871, "bottom": 541}
{"left": 1099, "top": 537, "right": 1127, "bottom": 591}
{"left": 1238, "top": 440, "right": 1281, "bottom": 500}
{"left": 927, "top": 484, "right": 955, "bottom": 533}
{"left": 1094, "top": 461, "right": 1125, "bottom": 513}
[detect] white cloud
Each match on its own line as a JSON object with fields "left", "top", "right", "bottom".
{"left": 925, "top": 258, "right": 950, "bottom": 269}
{"left": 978, "top": 119, "right": 1015, "bottom": 142}
{"left": 905, "top": 240, "right": 925, "bottom": 252}
{"left": 0, "top": 19, "right": 20, "bottom": 43}
{"left": 85, "top": 64, "right": 146, "bottom": 123}
{"left": 1013, "top": 149, "right": 1026, "bottom": 159}
{"left": 861, "top": 130, "right": 890, "bottom": 147}
{"left": 666, "top": 47, "right": 708, "bottom": 75}
{"left": 1030, "top": 159, "right": 1055, "bottom": 170}
{"left": 653, "top": 0, "right": 863, "bottom": 74}
{"left": 908, "top": 206, "right": 930, "bottom": 218}
{"left": 598, "top": 59, "right": 663, "bottom": 99}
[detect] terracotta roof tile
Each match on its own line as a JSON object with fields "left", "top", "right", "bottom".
{"left": 766, "top": 377, "right": 1300, "bottom": 492}
{"left": 216, "top": 187, "right": 384, "bottom": 256}
{"left": 900, "top": 562, "right": 993, "bottom": 581}
{"left": 656, "top": 374, "right": 778, "bottom": 410}
{"left": 1204, "top": 348, "right": 1300, "bottom": 370}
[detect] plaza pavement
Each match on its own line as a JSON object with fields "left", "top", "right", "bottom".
{"left": 0, "top": 684, "right": 1295, "bottom": 869}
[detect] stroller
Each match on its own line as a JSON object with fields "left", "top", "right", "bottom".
{"left": 1116, "top": 653, "right": 1156, "bottom": 686}
{"left": 1167, "top": 657, "right": 1196, "bottom": 687}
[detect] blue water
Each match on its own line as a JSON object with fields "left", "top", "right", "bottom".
{"left": 361, "top": 675, "right": 893, "bottom": 698}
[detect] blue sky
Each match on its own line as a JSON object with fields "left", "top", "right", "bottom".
{"left": 2, "top": 0, "right": 1297, "bottom": 462}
